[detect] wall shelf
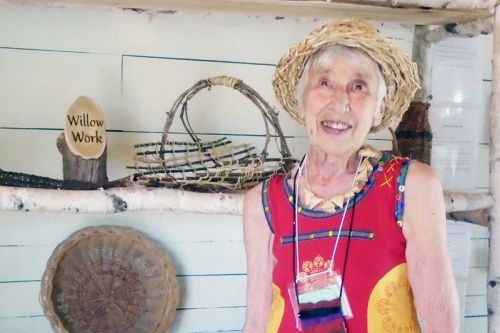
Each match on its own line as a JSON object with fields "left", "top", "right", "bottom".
{"left": 8, "top": 0, "right": 492, "bottom": 25}
{"left": 0, "top": 185, "right": 492, "bottom": 216}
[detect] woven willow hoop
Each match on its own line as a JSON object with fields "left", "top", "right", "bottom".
{"left": 131, "top": 75, "right": 295, "bottom": 191}
{"left": 41, "top": 226, "right": 180, "bottom": 333}
{"left": 273, "top": 19, "right": 420, "bottom": 132}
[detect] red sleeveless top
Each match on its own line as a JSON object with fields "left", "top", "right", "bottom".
{"left": 261, "top": 153, "right": 421, "bottom": 333}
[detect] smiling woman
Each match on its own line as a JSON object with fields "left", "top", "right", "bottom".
{"left": 296, "top": 45, "right": 386, "bottom": 161}
{"left": 243, "top": 20, "right": 460, "bottom": 333}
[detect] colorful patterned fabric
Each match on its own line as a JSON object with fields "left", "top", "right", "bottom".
{"left": 262, "top": 153, "right": 420, "bottom": 333}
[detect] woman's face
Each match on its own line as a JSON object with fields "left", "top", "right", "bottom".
{"left": 299, "top": 52, "right": 384, "bottom": 158}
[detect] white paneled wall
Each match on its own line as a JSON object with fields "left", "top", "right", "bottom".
{"left": 0, "top": 211, "right": 247, "bottom": 332}
{"left": 0, "top": 3, "right": 490, "bottom": 332}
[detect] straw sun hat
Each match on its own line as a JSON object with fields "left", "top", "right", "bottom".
{"left": 273, "top": 19, "right": 420, "bottom": 132}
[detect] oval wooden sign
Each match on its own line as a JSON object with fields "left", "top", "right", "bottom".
{"left": 64, "top": 96, "right": 106, "bottom": 159}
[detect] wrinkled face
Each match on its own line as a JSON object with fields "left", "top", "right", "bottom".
{"left": 299, "top": 51, "right": 385, "bottom": 157}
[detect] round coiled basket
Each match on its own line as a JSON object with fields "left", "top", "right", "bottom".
{"left": 40, "top": 225, "right": 180, "bottom": 333}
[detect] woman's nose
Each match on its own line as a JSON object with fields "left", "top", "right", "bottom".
{"left": 326, "top": 87, "right": 349, "bottom": 113}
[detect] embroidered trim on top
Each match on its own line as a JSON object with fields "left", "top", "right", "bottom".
{"left": 282, "top": 152, "right": 393, "bottom": 219}
{"left": 395, "top": 158, "right": 411, "bottom": 228}
{"left": 302, "top": 145, "right": 381, "bottom": 212}
{"left": 261, "top": 178, "right": 274, "bottom": 233}
{"left": 280, "top": 229, "right": 375, "bottom": 245}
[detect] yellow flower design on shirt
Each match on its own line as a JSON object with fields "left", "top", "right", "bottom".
{"left": 367, "top": 264, "right": 421, "bottom": 332}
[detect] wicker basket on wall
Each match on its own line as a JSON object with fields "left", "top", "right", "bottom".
{"left": 40, "top": 226, "right": 180, "bottom": 333}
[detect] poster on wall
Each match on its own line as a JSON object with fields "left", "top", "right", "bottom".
{"left": 429, "top": 36, "right": 484, "bottom": 191}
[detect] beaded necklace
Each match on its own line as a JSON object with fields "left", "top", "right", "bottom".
{"left": 302, "top": 145, "right": 382, "bottom": 212}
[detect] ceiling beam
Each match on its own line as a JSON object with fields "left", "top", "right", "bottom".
{"left": 5, "top": 0, "right": 492, "bottom": 25}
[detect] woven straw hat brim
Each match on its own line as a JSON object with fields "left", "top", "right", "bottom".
{"left": 272, "top": 19, "right": 420, "bottom": 132}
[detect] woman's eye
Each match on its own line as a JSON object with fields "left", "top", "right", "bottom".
{"left": 319, "top": 79, "right": 329, "bottom": 87}
{"left": 351, "top": 82, "right": 367, "bottom": 92}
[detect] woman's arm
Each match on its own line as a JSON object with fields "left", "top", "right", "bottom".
{"left": 403, "top": 161, "right": 460, "bottom": 333}
{"left": 242, "top": 183, "right": 275, "bottom": 333}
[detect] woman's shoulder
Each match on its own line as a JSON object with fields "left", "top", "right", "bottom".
{"left": 406, "top": 160, "right": 441, "bottom": 190}
{"left": 403, "top": 160, "right": 444, "bottom": 221}
{"left": 243, "top": 173, "right": 287, "bottom": 218}
{"left": 243, "top": 183, "right": 264, "bottom": 216}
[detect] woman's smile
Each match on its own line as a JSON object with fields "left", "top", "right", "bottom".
{"left": 320, "top": 120, "right": 353, "bottom": 135}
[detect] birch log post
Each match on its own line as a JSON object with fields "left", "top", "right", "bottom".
{"left": 488, "top": 6, "right": 500, "bottom": 332}
{"left": 425, "top": 17, "right": 494, "bottom": 43}
{"left": 58, "top": 96, "right": 108, "bottom": 187}
{"left": 57, "top": 133, "right": 108, "bottom": 186}
{"left": 0, "top": 186, "right": 491, "bottom": 215}
{"left": 0, "top": 186, "right": 244, "bottom": 215}
{"left": 444, "top": 191, "right": 494, "bottom": 212}
{"left": 412, "top": 25, "right": 432, "bottom": 102}
{"left": 447, "top": 209, "right": 489, "bottom": 227}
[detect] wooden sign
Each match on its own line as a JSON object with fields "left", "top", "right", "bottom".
{"left": 64, "top": 96, "right": 106, "bottom": 159}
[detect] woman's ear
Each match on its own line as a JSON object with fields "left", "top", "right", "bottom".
{"left": 372, "top": 96, "right": 386, "bottom": 127}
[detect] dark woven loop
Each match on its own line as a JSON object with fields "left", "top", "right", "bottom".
{"left": 395, "top": 101, "right": 433, "bottom": 165}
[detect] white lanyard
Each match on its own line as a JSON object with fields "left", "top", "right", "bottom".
{"left": 293, "top": 154, "right": 363, "bottom": 282}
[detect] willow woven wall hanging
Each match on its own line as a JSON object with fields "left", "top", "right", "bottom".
{"left": 130, "top": 76, "right": 296, "bottom": 192}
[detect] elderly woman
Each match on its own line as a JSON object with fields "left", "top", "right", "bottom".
{"left": 243, "top": 20, "right": 459, "bottom": 333}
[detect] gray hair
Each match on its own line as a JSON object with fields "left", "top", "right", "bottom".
{"left": 295, "top": 44, "right": 387, "bottom": 112}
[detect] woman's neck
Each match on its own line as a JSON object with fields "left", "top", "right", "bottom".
{"left": 307, "top": 147, "right": 359, "bottom": 181}
{"left": 300, "top": 147, "right": 361, "bottom": 200}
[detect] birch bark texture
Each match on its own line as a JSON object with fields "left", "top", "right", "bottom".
{"left": 0, "top": 186, "right": 490, "bottom": 215}
{"left": 488, "top": 6, "right": 500, "bottom": 332}
{"left": 385, "top": 0, "right": 496, "bottom": 9}
{"left": 413, "top": 25, "right": 433, "bottom": 102}
{"left": 322, "top": 0, "right": 495, "bottom": 9}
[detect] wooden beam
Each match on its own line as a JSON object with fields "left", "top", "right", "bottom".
{"left": 0, "top": 185, "right": 245, "bottom": 215}
{"left": 0, "top": 185, "right": 492, "bottom": 215}
{"left": 447, "top": 209, "right": 489, "bottom": 227}
{"left": 384, "top": 0, "right": 495, "bottom": 9}
{"left": 488, "top": 5, "right": 500, "bottom": 332}
{"left": 4, "top": 0, "right": 492, "bottom": 25}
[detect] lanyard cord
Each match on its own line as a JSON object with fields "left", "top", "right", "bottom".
{"left": 328, "top": 157, "right": 363, "bottom": 272}
{"left": 339, "top": 191, "right": 357, "bottom": 303}
{"left": 338, "top": 192, "right": 357, "bottom": 331}
{"left": 293, "top": 155, "right": 306, "bottom": 280}
{"left": 292, "top": 155, "right": 306, "bottom": 301}
{"left": 294, "top": 154, "right": 363, "bottom": 280}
